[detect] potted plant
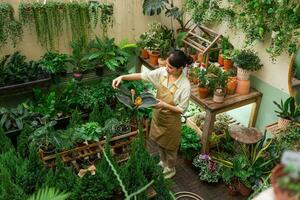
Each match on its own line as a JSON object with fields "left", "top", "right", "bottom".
{"left": 158, "top": 27, "right": 174, "bottom": 67}
{"left": 193, "top": 153, "right": 222, "bottom": 183}
{"left": 198, "top": 69, "right": 209, "bottom": 98}
{"left": 226, "top": 70, "right": 238, "bottom": 95}
{"left": 219, "top": 36, "right": 234, "bottom": 67}
{"left": 273, "top": 96, "right": 300, "bottom": 128}
{"left": 87, "top": 37, "right": 136, "bottom": 76}
{"left": 271, "top": 163, "right": 300, "bottom": 200}
{"left": 68, "top": 39, "right": 92, "bottom": 81}
{"left": 188, "top": 66, "right": 200, "bottom": 84}
{"left": 179, "top": 125, "right": 201, "bottom": 163}
{"left": 74, "top": 122, "right": 103, "bottom": 144}
{"left": 40, "top": 51, "right": 68, "bottom": 84}
{"left": 233, "top": 49, "right": 263, "bottom": 81}
{"left": 213, "top": 71, "right": 229, "bottom": 103}
{"left": 222, "top": 49, "right": 234, "bottom": 71}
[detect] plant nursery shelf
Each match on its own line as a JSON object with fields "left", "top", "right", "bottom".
{"left": 0, "top": 75, "right": 51, "bottom": 96}
{"left": 139, "top": 57, "right": 262, "bottom": 153}
{"left": 40, "top": 128, "right": 148, "bottom": 165}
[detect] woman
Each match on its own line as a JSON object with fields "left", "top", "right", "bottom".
{"left": 112, "top": 49, "right": 192, "bottom": 179}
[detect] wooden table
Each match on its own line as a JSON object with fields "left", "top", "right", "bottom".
{"left": 139, "top": 57, "right": 262, "bottom": 153}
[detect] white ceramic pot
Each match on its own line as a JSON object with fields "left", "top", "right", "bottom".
{"left": 237, "top": 67, "right": 250, "bottom": 81}
{"left": 213, "top": 88, "right": 225, "bottom": 103}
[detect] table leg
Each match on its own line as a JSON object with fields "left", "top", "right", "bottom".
{"left": 201, "top": 110, "right": 216, "bottom": 153}
{"left": 248, "top": 96, "right": 262, "bottom": 127}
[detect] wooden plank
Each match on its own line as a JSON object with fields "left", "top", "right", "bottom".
{"left": 184, "top": 37, "right": 206, "bottom": 50}
{"left": 201, "top": 110, "right": 216, "bottom": 153}
{"left": 188, "top": 31, "right": 212, "bottom": 45}
{"left": 182, "top": 39, "right": 204, "bottom": 52}
{"left": 203, "top": 34, "right": 222, "bottom": 54}
{"left": 248, "top": 95, "right": 262, "bottom": 127}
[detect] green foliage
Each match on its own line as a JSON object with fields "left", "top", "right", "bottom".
{"left": 72, "top": 157, "right": 118, "bottom": 200}
{"left": 180, "top": 125, "right": 201, "bottom": 160}
{"left": 185, "top": 0, "right": 300, "bottom": 60}
{"left": 68, "top": 39, "right": 92, "bottom": 73}
{"left": 193, "top": 153, "right": 222, "bottom": 183}
{"left": 0, "top": 164, "right": 26, "bottom": 200}
{"left": 0, "top": 103, "right": 29, "bottom": 132}
{"left": 233, "top": 49, "right": 263, "bottom": 71}
{"left": 40, "top": 52, "right": 68, "bottom": 74}
{"left": 31, "top": 89, "right": 57, "bottom": 119}
{"left": 88, "top": 37, "right": 136, "bottom": 71}
{"left": 0, "top": 128, "right": 13, "bottom": 154}
{"left": 89, "top": 104, "right": 102, "bottom": 124}
{"left": 139, "top": 22, "right": 174, "bottom": 51}
{"left": 0, "top": 52, "right": 45, "bottom": 87}
{"left": 75, "top": 122, "right": 103, "bottom": 142}
{"left": 27, "top": 187, "right": 69, "bottom": 200}
{"left": 42, "top": 157, "right": 78, "bottom": 193}
{"left": 17, "top": 125, "right": 33, "bottom": 159}
{"left": 68, "top": 109, "right": 82, "bottom": 128}
{"left": 0, "top": 3, "right": 22, "bottom": 46}
{"left": 142, "top": 0, "right": 167, "bottom": 16}
{"left": 273, "top": 96, "right": 300, "bottom": 120}
{"left": 19, "top": 2, "right": 92, "bottom": 50}
{"left": 98, "top": 3, "right": 114, "bottom": 38}
{"left": 275, "top": 125, "right": 300, "bottom": 152}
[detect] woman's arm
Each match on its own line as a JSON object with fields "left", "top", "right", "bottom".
{"left": 155, "top": 100, "right": 183, "bottom": 114}
{"left": 112, "top": 73, "right": 142, "bottom": 89}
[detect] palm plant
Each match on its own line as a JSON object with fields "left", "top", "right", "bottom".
{"left": 27, "top": 187, "right": 69, "bottom": 200}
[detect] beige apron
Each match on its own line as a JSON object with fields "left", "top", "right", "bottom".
{"left": 150, "top": 79, "right": 181, "bottom": 151}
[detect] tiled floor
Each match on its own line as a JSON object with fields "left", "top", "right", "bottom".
{"left": 147, "top": 140, "right": 246, "bottom": 200}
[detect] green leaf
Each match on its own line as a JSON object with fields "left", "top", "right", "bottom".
{"left": 142, "top": 0, "right": 168, "bottom": 16}
{"left": 27, "top": 187, "right": 70, "bottom": 200}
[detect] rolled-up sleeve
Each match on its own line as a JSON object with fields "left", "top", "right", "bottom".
{"left": 176, "top": 86, "right": 191, "bottom": 113}
{"left": 141, "top": 68, "right": 163, "bottom": 86}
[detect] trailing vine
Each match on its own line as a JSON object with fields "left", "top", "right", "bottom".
{"left": 0, "top": 3, "right": 22, "bottom": 46}
{"left": 18, "top": 2, "right": 113, "bottom": 50}
{"left": 184, "top": 0, "right": 300, "bottom": 60}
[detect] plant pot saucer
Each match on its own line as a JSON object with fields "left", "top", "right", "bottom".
{"left": 229, "top": 125, "right": 262, "bottom": 144}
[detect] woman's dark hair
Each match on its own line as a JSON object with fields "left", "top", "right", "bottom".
{"left": 167, "top": 49, "right": 193, "bottom": 68}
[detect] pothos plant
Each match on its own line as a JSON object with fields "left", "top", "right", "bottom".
{"left": 0, "top": 3, "right": 22, "bottom": 46}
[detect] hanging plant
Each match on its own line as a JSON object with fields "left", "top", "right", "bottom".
{"left": 66, "top": 2, "right": 91, "bottom": 46}
{"left": 19, "top": 2, "right": 95, "bottom": 49}
{"left": 19, "top": 2, "right": 66, "bottom": 49}
{"left": 99, "top": 3, "right": 114, "bottom": 39}
{"left": 0, "top": 3, "right": 22, "bottom": 46}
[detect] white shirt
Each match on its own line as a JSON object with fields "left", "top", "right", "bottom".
{"left": 141, "top": 67, "right": 191, "bottom": 113}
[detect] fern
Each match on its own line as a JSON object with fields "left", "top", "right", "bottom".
{"left": 0, "top": 128, "right": 13, "bottom": 154}
{"left": 27, "top": 187, "right": 69, "bottom": 200}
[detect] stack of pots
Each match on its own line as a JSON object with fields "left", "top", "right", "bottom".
{"left": 236, "top": 67, "right": 251, "bottom": 95}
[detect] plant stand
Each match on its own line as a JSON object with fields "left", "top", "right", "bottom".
{"left": 0, "top": 75, "right": 51, "bottom": 96}
{"left": 39, "top": 120, "right": 149, "bottom": 166}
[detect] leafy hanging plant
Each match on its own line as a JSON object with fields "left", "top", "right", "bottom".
{"left": 0, "top": 3, "right": 22, "bottom": 46}
{"left": 99, "top": 3, "right": 114, "bottom": 38}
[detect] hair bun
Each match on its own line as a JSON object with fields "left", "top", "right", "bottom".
{"left": 185, "top": 55, "right": 193, "bottom": 65}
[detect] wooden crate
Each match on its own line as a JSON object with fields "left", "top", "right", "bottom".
{"left": 265, "top": 122, "right": 283, "bottom": 136}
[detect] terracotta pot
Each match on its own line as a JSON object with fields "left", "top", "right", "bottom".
{"left": 223, "top": 59, "right": 233, "bottom": 71}
{"left": 218, "top": 53, "right": 224, "bottom": 66}
{"left": 237, "top": 181, "right": 252, "bottom": 197}
{"left": 226, "top": 76, "right": 238, "bottom": 95}
{"left": 192, "top": 78, "right": 199, "bottom": 85}
{"left": 140, "top": 48, "right": 149, "bottom": 59}
{"left": 237, "top": 67, "right": 251, "bottom": 81}
{"left": 236, "top": 80, "right": 250, "bottom": 95}
{"left": 270, "top": 164, "right": 296, "bottom": 200}
{"left": 148, "top": 51, "right": 160, "bottom": 66}
{"left": 227, "top": 185, "right": 238, "bottom": 196}
{"left": 213, "top": 88, "right": 225, "bottom": 103}
{"left": 198, "top": 52, "right": 203, "bottom": 63}
{"left": 278, "top": 118, "right": 291, "bottom": 129}
{"left": 198, "top": 87, "right": 208, "bottom": 99}
{"left": 158, "top": 57, "right": 167, "bottom": 67}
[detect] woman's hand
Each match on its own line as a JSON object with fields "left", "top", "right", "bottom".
{"left": 154, "top": 99, "right": 166, "bottom": 109}
{"left": 112, "top": 76, "right": 122, "bottom": 89}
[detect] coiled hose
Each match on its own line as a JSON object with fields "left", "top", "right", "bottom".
{"left": 175, "top": 191, "right": 205, "bottom": 200}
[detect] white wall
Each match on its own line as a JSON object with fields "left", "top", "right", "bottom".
{"left": 1, "top": 0, "right": 181, "bottom": 60}
{"left": 209, "top": 21, "right": 290, "bottom": 93}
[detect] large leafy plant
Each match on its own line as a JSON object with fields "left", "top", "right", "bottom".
{"left": 88, "top": 37, "right": 136, "bottom": 71}
{"left": 0, "top": 52, "right": 45, "bottom": 86}
{"left": 40, "top": 52, "right": 68, "bottom": 74}
{"left": 233, "top": 49, "right": 263, "bottom": 71}
{"left": 0, "top": 103, "right": 29, "bottom": 132}
{"left": 273, "top": 96, "right": 300, "bottom": 121}
{"left": 180, "top": 125, "right": 201, "bottom": 160}
{"left": 75, "top": 122, "right": 103, "bottom": 142}
{"left": 68, "top": 39, "right": 92, "bottom": 73}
